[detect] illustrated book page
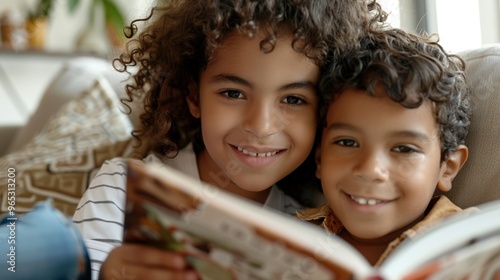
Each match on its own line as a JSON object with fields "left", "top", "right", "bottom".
{"left": 123, "top": 160, "right": 371, "bottom": 280}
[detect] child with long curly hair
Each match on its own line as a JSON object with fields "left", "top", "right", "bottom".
{"left": 73, "top": 0, "right": 388, "bottom": 279}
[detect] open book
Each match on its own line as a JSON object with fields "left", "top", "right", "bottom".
{"left": 123, "top": 160, "right": 500, "bottom": 280}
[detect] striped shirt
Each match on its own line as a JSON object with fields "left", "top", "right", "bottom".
{"left": 72, "top": 144, "right": 304, "bottom": 280}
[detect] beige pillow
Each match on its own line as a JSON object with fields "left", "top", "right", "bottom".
{"left": 0, "top": 77, "right": 133, "bottom": 216}
{"left": 444, "top": 44, "right": 500, "bottom": 208}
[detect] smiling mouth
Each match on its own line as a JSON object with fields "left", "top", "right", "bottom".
{"left": 349, "top": 195, "right": 386, "bottom": 206}
{"left": 236, "top": 146, "right": 281, "bottom": 157}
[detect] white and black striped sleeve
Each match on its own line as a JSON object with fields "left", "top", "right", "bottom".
{"left": 72, "top": 158, "right": 128, "bottom": 280}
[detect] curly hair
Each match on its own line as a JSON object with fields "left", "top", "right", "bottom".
{"left": 114, "top": 0, "right": 387, "bottom": 158}
{"left": 319, "top": 28, "right": 471, "bottom": 160}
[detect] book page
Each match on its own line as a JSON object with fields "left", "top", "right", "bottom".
{"left": 123, "top": 160, "right": 373, "bottom": 280}
{"left": 401, "top": 233, "right": 500, "bottom": 280}
{"left": 379, "top": 200, "right": 500, "bottom": 280}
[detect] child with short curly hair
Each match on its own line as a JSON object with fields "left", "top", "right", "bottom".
{"left": 73, "top": 0, "right": 388, "bottom": 279}
{"left": 298, "top": 28, "right": 471, "bottom": 266}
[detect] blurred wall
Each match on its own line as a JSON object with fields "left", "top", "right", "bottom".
{"left": 398, "top": 0, "right": 500, "bottom": 52}
{"left": 0, "top": 0, "right": 157, "bottom": 54}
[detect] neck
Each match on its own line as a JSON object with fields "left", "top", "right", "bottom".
{"left": 196, "top": 149, "right": 271, "bottom": 204}
{"left": 340, "top": 213, "right": 426, "bottom": 266}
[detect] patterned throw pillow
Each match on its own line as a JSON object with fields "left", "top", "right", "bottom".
{"left": 0, "top": 77, "right": 133, "bottom": 216}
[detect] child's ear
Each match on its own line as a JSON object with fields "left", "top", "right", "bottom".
{"left": 186, "top": 83, "right": 201, "bottom": 118}
{"left": 315, "top": 146, "right": 321, "bottom": 179}
{"left": 437, "top": 145, "right": 469, "bottom": 192}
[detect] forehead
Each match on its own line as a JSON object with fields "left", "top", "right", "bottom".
{"left": 325, "top": 87, "right": 439, "bottom": 136}
{"left": 202, "top": 31, "right": 319, "bottom": 86}
{"left": 209, "top": 30, "right": 310, "bottom": 63}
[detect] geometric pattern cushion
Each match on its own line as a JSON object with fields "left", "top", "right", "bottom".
{"left": 0, "top": 77, "right": 133, "bottom": 216}
{"left": 0, "top": 140, "right": 131, "bottom": 216}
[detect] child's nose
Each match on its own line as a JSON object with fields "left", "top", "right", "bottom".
{"left": 243, "top": 102, "right": 283, "bottom": 138}
{"left": 352, "top": 151, "right": 390, "bottom": 183}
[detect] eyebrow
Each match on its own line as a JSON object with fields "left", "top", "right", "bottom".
{"left": 325, "top": 123, "right": 433, "bottom": 143}
{"left": 210, "top": 74, "right": 316, "bottom": 91}
{"left": 211, "top": 74, "right": 252, "bottom": 87}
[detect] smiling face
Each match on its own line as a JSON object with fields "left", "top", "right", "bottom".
{"left": 187, "top": 32, "right": 319, "bottom": 201}
{"left": 318, "top": 87, "right": 451, "bottom": 239}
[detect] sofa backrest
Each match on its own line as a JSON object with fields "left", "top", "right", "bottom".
{"left": 443, "top": 44, "right": 500, "bottom": 208}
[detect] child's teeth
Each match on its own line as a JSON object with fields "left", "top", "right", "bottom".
{"left": 351, "top": 195, "right": 380, "bottom": 205}
{"left": 237, "top": 146, "right": 278, "bottom": 157}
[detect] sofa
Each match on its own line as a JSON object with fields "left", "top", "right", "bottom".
{"left": 0, "top": 44, "right": 500, "bottom": 217}
{"left": 0, "top": 56, "right": 138, "bottom": 215}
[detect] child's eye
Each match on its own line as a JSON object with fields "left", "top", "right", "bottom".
{"left": 221, "top": 90, "right": 245, "bottom": 99}
{"left": 334, "top": 139, "right": 359, "bottom": 147}
{"left": 393, "top": 145, "right": 417, "bottom": 153}
{"left": 282, "top": 96, "right": 306, "bottom": 105}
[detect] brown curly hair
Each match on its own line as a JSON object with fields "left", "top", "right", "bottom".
{"left": 114, "top": 0, "right": 387, "bottom": 159}
{"left": 319, "top": 28, "right": 471, "bottom": 161}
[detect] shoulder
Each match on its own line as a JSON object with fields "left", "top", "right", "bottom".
{"left": 82, "top": 157, "right": 130, "bottom": 194}
{"left": 427, "top": 195, "right": 463, "bottom": 219}
{"left": 408, "top": 195, "right": 464, "bottom": 236}
{"left": 94, "top": 157, "right": 128, "bottom": 175}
